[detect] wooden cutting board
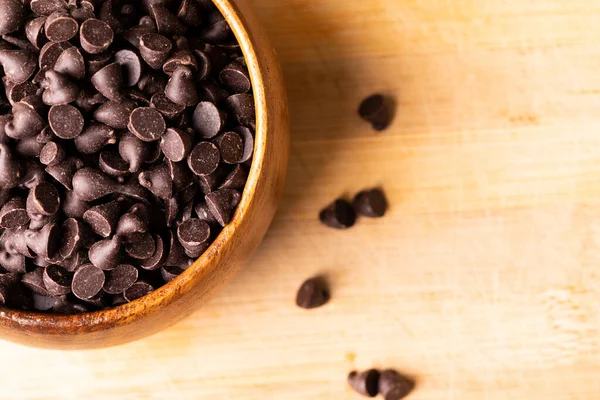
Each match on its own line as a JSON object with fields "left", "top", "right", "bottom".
{"left": 2, "top": 0, "right": 600, "bottom": 398}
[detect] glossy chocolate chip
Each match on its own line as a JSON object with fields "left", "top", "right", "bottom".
{"left": 83, "top": 199, "right": 122, "bottom": 237}
{"left": 214, "top": 131, "right": 243, "bottom": 164}
{"left": 219, "top": 62, "right": 251, "bottom": 94}
{"left": 71, "top": 264, "right": 105, "bottom": 300}
{"left": 160, "top": 128, "right": 191, "bottom": 162}
{"left": 347, "top": 370, "right": 380, "bottom": 398}
{"left": 235, "top": 126, "right": 254, "bottom": 163}
{"left": 187, "top": 142, "right": 220, "bottom": 177}
{"left": 72, "top": 167, "right": 149, "bottom": 202}
{"left": 25, "top": 16, "right": 47, "bottom": 49}
{"left": 38, "top": 41, "right": 73, "bottom": 76}
{"left": 128, "top": 107, "right": 166, "bottom": 142}
{"left": 61, "top": 190, "right": 89, "bottom": 218}
{"left": 0, "top": 0, "right": 25, "bottom": 35}
{"left": 358, "top": 94, "right": 393, "bottom": 131}
{"left": 102, "top": 263, "right": 138, "bottom": 294}
{"left": 38, "top": 142, "right": 64, "bottom": 166}
{"left": 74, "top": 122, "right": 116, "bottom": 154}
{"left": 124, "top": 232, "right": 154, "bottom": 259}
{"left": 26, "top": 182, "right": 60, "bottom": 216}
{"left": 138, "top": 163, "right": 172, "bottom": 199}
{"left": 5, "top": 102, "right": 45, "bottom": 139}
{"left": 59, "top": 218, "right": 90, "bottom": 259}
{"left": 45, "top": 157, "right": 83, "bottom": 190}
{"left": 94, "top": 101, "right": 135, "bottom": 129}
{"left": 139, "top": 32, "right": 172, "bottom": 69}
{"left": 0, "top": 197, "right": 29, "bottom": 229}
{"left": 205, "top": 188, "right": 241, "bottom": 227}
{"left": 80, "top": 18, "right": 114, "bottom": 54}
{"left": 0, "top": 49, "right": 36, "bottom": 84}
{"left": 150, "top": 4, "right": 184, "bottom": 35}
{"left": 99, "top": 151, "right": 130, "bottom": 178}
{"left": 30, "top": 0, "right": 67, "bottom": 16}
{"left": 119, "top": 131, "right": 152, "bottom": 172}
{"left": 225, "top": 94, "right": 255, "bottom": 128}
{"left": 176, "top": 0, "right": 201, "bottom": 27}
{"left": 123, "top": 280, "right": 153, "bottom": 301}
{"left": 88, "top": 235, "right": 121, "bottom": 270}
{"left": 200, "top": 20, "right": 231, "bottom": 44}
{"left": 164, "top": 66, "right": 198, "bottom": 106}
{"left": 115, "top": 212, "right": 147, "bottom": 242}
{"left": 5, "top": 80, "right": 38, "bottom": 106}
{"left": 91, "top": 62, "right": 123, "bottom": 102}
{"left": 352, "top": 188, "right": 388, "bottom": 218}
{"left": 26, "top": 221, "right": 61, "bottom": 259}
{"left": 319, "top": 199, "right": 356, "bottom": 230}
{"left": 150, "top": 92, "right": 185, "bottom": 119}
{"left": 85, "top": 50, "right": 112, "bottom": 77}
{"left": 45, "top": 10, "right": 78, "bottom": 42}
{"left": 378, "top": 370, "right": 414, "bottom": 400}
{"left": 296, "top": 277, "right": 330, "bottom": 310}
{"left": 162, "top": 49, "right": 197, "bottom": 75}
{"left": 192, "top": 101, "right": 225, "bottom": 139}
{"left": 114, "top": 49, "right": 142, "bottom": 87}
{"left": 48, "top": 104, "right": 84, "bottom": 139}
{"left": 54, "top": 47, "right": 86, "bottom": 80}
{"left": 42, "top": 70, "right": 80, "bottom": 105}
{"left": 177, "top": 218, "right": 210, "bottom": 249}
{"left": 219, "top": 164, "right": 247, "bottom": 191}
{"left": 0, "top": 144, "right": 23, "bottom": 189}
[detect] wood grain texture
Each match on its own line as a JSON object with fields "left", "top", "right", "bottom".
{"left": 2, "top": 0, "right": 600, "bottom": 397}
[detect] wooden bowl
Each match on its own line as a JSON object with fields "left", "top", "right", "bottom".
{"left": 0, "top": 0, "right": 290, "bottom": 349}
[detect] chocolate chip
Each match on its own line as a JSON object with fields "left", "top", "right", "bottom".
{"left": 220, "top": 62, "right": 251, "bottom": 94}
{"left": 177, "top": 218, "right": 210, "bottom": 249}
{"left": 30, "top": 0, "right": 67, "bottom": 16}
{"left": 193, "top": 201, "right": 217, "bottom": 225}
{"left": 214, "top": 131, "right": 243, "bottom": 164}
{"left": 140, "top": 234, "right": 166, "bottom": 270}
{"left": 137, "top": 72, "right": 167, "bottom": 96}
{"left": 378, "top": 370, "right": 414, "bottom": 400}
{"left": 71, "top": 264, "right": 105, "bottom": 300}
{"left": 47, "top": 104, "right": 84, "bottom": 140}
{"left": 59, "top": 217, "right": 89, "bottom": 258}
{"left": 150, "top": 92, "right": 185, "bottom": 119}
{"left": 0, "top": 0, "right": 25, "bottom": 35}
{"left": 235, "top": 126, "right": 254, "bottom": 163}
{"left": 43, "top": 264, "right": 72, "bottom": 295}
{"left": 102, "top": 263, "right": 138, "bottom": 294}
{"left": 3, "top": 227, "right": 35, "bottom": 257}
{"left": 192, "top": 101, "right": 225, "bottom": 139}
{"left": 83, "top": 198, "right": 122, "bottom": 237}
{"left": 119, "top": 131, "right": 152, "bottom": 172}
{"left": 218, "top": 164, "right": 247, "bottom": 191}
{"left": 27, "top": 181, "right": 60, "bottom": 216}
{"left": 123, "top": 16, "right": 155, "bottom": 47}
{"left": 42, "top": 70, "right": 80, "bottom": 105}
{"left": 164, "top": 230, "right": 188, "bottom": 267}
{"left": 200, "top": 20, "right": 231, "bottom": 44}
{"left": 94, "top": 100, "right": 135, "bottom": 129}
{"left": 114, "top": 49, "right": 143, "bottom": 87}
{"left": 5, "top": 102, "right": 45, "bottom": 139}
{"left": 123, "top": 280, "right": 153, "bottom": 301}
{"left": 54, "top": 47, "right": 86, "bottom": 80}
{"left": 138, "top": 162, "right": 172, "bottom": 199}
{"left": 0, "top": 250, "right": 26, "bottom": 273}
{"left": 165, "top": 66, "right": 198, "bottom": 106}
{"left": 160, "top": 128, "right": 191, "bottom": 162}
{"left": 38, "top": 41, "right": 73, "bottom": 76}
{"left": 72, "top": 167, "right": 149, "bottom": 202}
{"left": 163, "top": 49, "right": 197, "bottom": 75}
{"left": 150, "top": 4, "right": 184, "bottom": 35}
{"left": 358, "top": 94, "right": 393, "bottom": 131}
{"left": 124, "top": 232, "right": 155, "bottom": 259}
{"left": 295, "top": 277, "right": 329, "bottom": 310}
{"left": 115, "top": 212, "right": 147, "bottom": 242}
{"left": 99, "top": 150, "right": 130, "bottom": 178}
{"left": 319, "top": 199, "right": 356, "bottom": 229}
{"left": 347, "top": 369, "right": 380, "bottom": 398}
{"left": 160, "top": 265, "right": 183, "bottom": 283}
{"left": 88, "top": 236, "right": 121, "bottom": 270}
{"left": 128, "top": 106, "right": 166, "bottom": 141}
{"left": 21, "top": 268, "right": 48, "bottom": 295}
{"left": 225, "top": 93, "right": 255, "bottom": 128}
{"left": 45, "top": 10, "right": 78, "bottom": 42}
{"left": 0, "top": 197, "right": 28, "bottom": 229}
{"left": 91, "top": 62, "right": 123, "bottom": 102}
{"left": 0, "top": 49, "right": 37, "bottom": 85}
{"left": 5, "top": 81, "right": 38, "bottom": 106}
{"left": 46, "top": 157, "right": 83, "bottom": 190}
{"left": 80, "top": 18, "right": 114, "bottom": 54}
{"left": 0, "top": 144, "right": 23, "bottom": 189}
{"left": 40, "top": 141, "right": 66, "bottom": 166}
{"left": 85, "top": 50, "right": 112, "bottom": 77}
{"left": 74, "top": 122, "right": 116, "bottom": 154}
{"left": 25, "top": 16, "right": 47, "bottom": 49}
{"left": 176, "top": 0, "right": 201, "bottom": 27}
{"left": 352, "top": 188, "right": 388, "bottom": 218}
{"left": 75, "top": 87, "right": 107, "bottom": 112}
{"left": 139, "top": 32, "right": 172, "bottom": 69}
{"left": 205, "top": 188, "right": 240, "bottom": 226}
{"left": 188, "top": 141, "right": 220, "bottom": 176}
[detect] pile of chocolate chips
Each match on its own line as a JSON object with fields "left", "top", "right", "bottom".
{"left": 0, "top": 0, "right": 255, "bottom": 313}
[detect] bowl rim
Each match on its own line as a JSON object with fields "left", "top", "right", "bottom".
{"left": 0, "top": 0, "right": 268, "bottom": 332}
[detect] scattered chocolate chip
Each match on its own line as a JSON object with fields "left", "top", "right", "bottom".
{"left": 295, "top": 277, "right": 329, "bottom": 310}
{"left": 140, "top": 234, "right": 166, "bottom": 270}
{"left": 71, "top": 264, "right": 105, "bottom": 299}
{"left": 74, "top": 122, "right": 116, "bottom": 154}
{"left": 85, "top": 50, "right": 112, "bottom": 76}
{"left": 219, "top": 62, "right": 251, "bottom": 94}
{"left": 319, "top": 199, "right": 356, "bottom": 230}
{"left": 151, "top": 4, "right": 184, "bottom": 35}
{"left": 225, "top": 93, "right": 255, "bottom": 128}
{"left": 124, "top": 232, "right": 155, "bottom": 259}
{"left": 200, "top": 19, "right": 230, "bottom": 43}
{"left": 30, "top": 0, "right": 67, "bottom": 16}
{"left": 352, "top": 188, "right": 388, "bottom": 218}
{"left": 347, "top": 369, "right": 380, "bottom": 398}
{"left": 27, "top": 181, "right": 60, "bottom": 216}
{"left": 46, "top": 157, "right": 83, "bottom": 190}
{"left": 5, "top": 102, "right": 45, "bottom": 139}
{"left": 128, "top": 106, "right": 166, "bottom": 142}
{"left": 205, "top": 188, "right": 240, "bottom": 226}
{"left": 138, "top": 162, "right": 172, "bottom": 199}
{"left": 72, "top": 167, "right": 149, "bottom": 202}
{"left": 115, "top": 212, "right": 147, "bottom": 242}
{"left": 41, "top": 70, "right": 80, "bottom": 105}
{"left": 0, "top": 197, "right": 29, "bottom": 229}
{"left": 0, "top": 49, "right": 36, "bottom": 84}
{"left": 48, "top": 104, "right": 85, "bottom": 139}
{"left": 165, "top": 66, "right": 198, "bottom": 106}
{"left": 88, "top": 235, "right": 121, "bottom": 270}
{"left": 99, "top": 150, "right": 130, "bottom": 178}
{"left": 177, "top": 218, "right": 210, "bottom": 249}
{"left": 378, "top": 370, "right": 414, "bottom": 400}
{"left": 5, "top": 81, "right": 38, "bottom": 106}
{"left": 358, "top": 94, "right": 393, "bottom": 131}
{"left": 119, "top": 131, "right": 152, "bottom": 172}
{"left": 25, "top": 16, "right": 47, "bottom": 49}
{"left": 160, "top": 127, "right": 191, "bottom": 162}
{"left": 21, "top": 268, "right": 48, "bottom": 295}
{"left": 80, "top": 18, "right": 114, "bottom": 54}
{"left": 192, "top": 101, "right": 225, "bottom": 139}
{"left": 218, "top": 164, "right": 247, "bottom": 191}
{"left": 59, "top": 217, "right": 89, "bottom": 258}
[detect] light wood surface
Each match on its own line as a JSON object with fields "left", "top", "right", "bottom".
{"left": 2, "top": 0, "right": 600, "bottom": 397}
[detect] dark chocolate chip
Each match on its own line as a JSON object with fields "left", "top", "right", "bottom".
{"left": 347, "top": 369, "right": 380, "bottom": 398}
{"left": 138, "top": 162, "right": 172, "bottom": 199}
{"left": 59, "top": 217, "right": 89, "bottom": 258}
{"left": 164, "top": 230, "right": 188, "bottom": 267}
{"left": 123, "top": 17, "right": 155, "bottom": 48}
{"left": 358, "top": 94, "right": 393, "bottom": 131}
{"left": 219, "top": 62, "right": 251, "bottom": 94}
{"left": 139, "top": 234, "right": 165, "bottom": 270}
{"left": 91, "top": 62, "right": 123, "bottom": 102}
{"left": 225, "top": 94, "right": 255, "bottom": 130}
{"left": 42, "top": 264, "right": 72, "bottom": 295}
{"left": 192, "top": 101, "right": 225, "bottom": 139}
{"left": 124, "top": 231, "right": 155, "bottom": 259}
{"left": 160, "top": 128, "right": 191, "bottom": 162}
{"left": 160, "top": 265, "right": 183, "bottom": 283}
{"left": 45, "top": 10, "right": 78, "bottom": 42}
{"left": 74, "top": 122, "right": 116, "bottom": 154}
{"left": 139, "top": 32, "right": 172, "bottom": 69}
{"left": 165, "top": 66, "right": 198, "bottom": 106}
{"left": 378, "top": 370, "right": 415, "bottom": 400}
{"left": 38, "top": 41, "right": 73, "bottom": 79}
{"left": 83, "top": 198, "right": 122, "bottom": 237}
{"left": 188, "top": 141, "right": 220, "bottom": 176}
{"left": 200, "top": 20, "right": 231, "bottom": 44}
{"left": 5, "top": 102, "right": 45, "bottom": 139}
{"left": 114, "top": 49, "right": 142, "bottom": 87}
{"left": 21, "top": 268, "right": 48, "bottom": 295}
{"left": 0, "top": 197, "right": 29, "bottom": 229}
{"left": 54, "top": 46, "right": 86, "bottom": 80}
{"left": 75, "top": 87, "right": 107, "bottom": 112}
{"left": 150, "top": 4, "right": 184, "bottom": 35}
{"left": 5, "top": 80, "right": 38, "bottom": 106}
{"left": 70, "top": 263, "right": 105, "bottom": 300}
{"left": 235, "top": 126, "right": 254, "bottom": 163}
{"left": 205, "top": 188, "right": 241, "bottom": 227}
{"left": 30, "top": 0, "right": 67, "bottom": 16}
{"left": 128, "top": 106, "right": 166, "bottom": 142}
{"left": 97, "top": 0, "right": 121, "bottom": 33}
{"left": 214, "top": 131, "right": 243, "bottom": 164}
{"left": 70, "top": 3, "right": 95, "bottom": 22}
{"left": 150, "top": 92, "right": 185, "bottom": 119}
{"left": 319, "top": 199, "right": 356, "bottom": 230}
{"left": 32, "top": 293, "right": 63, "bottom": 311}
{"left": 40, "top": 141, "right": 66, "bottom": 166}
{"left": 352, "top": 188, "right": 388, "bottom": 218}
{"left": 196, "top": 165, "right": 227, "bottom": 195}
{"left": 88, "top": 235, "right": 121, "bottom": 270}
{"left": 194, "top": 201, "right": 217, "bottom": 225}
{"left": 46, "top": 157, "right": 83, "bottom": 190}
{"left": 219, "top": 164, "right": 247, "bottom": 191}
{"left": 99, "top": 150, "right": 130, "bottom": 178}
{"left": 0, "top": 144, "right": 23, "bottom": 188}
{"left": 123, "top": 280, "right": 153, "bottom": 301}
{"left": 42, "top": 70, "right": 80, "bottom": 105}
{"left": 197, "top": 80, "right": 228, "bottom": 105}
{"left": 61, "top": 190, "right": 89, "bottom": 219}
{"left": 0, "top": 250, "right": 26, "bottom": 273}
{"left": 0, "top": 0, "right": 25, "bottom": 35}
{"left": 27, "top": 181, "right": 60, "bottom": 216}
{"left": 137, "top": 72, "right": 167, "bottom": 96}
{"left": 176, "top": 0, "right": 202, "bottom": 27}
{"left": 28, "top": 212, "right": 57, "bottom": 231}
{"left": 102, "top": 263, "right": 137, "bottom": 294}
{"left": 162, "top": 49, "right": 197, "bottom": 75}
{"left": 0, "top": 49, "right": 36, "bottom": 84}
{"left": 295, "top": 277, "right": 329, "bottom": 310}
{"left": 119, "top": 131, "right": 152, "bottom": 172}
{"left": 115, "top": 211, "right": 147, "bottom": 242}
{"left": 48, "top": 104, "right": 84, "bottom": 139}
{"left": 94, "top": 100, "right": 135, "bottom": 129}
{"left": 25, "top": 16, "right": 47, "bottom": 49}
{"left": 165, "top": 158, "right": 193, "bottom": 192}
{"left": 72, "top": 167, "right": 149, "bottom": 202}
{"left": 177, "top": 218, "right": 210, "bottom": 249}
{"left": 80, "top": 18, "right": 114, "bottom": 54}
{"left": 3, "top": 227, "right": 35, "bottom": 257}
{"left": 85, "top": 50, "right": 112, "bottom": 77}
